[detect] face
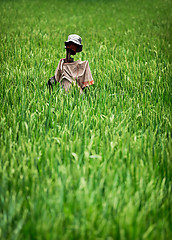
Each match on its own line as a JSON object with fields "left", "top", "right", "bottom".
{"left": 66, "top": 42, "right": 78, "bottom": 55}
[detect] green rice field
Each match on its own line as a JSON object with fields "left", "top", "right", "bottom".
{"left": 0, "top": 0, "right": 172, "bottom": 239}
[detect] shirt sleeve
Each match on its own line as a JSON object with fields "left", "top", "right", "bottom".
{"left": 80, "top": 61, "right": 94, "bottom": 88}
{"left": 55, "top": 59, "right": 63, "bottom": 82}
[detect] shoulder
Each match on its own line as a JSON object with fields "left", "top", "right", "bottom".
{"left": 57, "top": 58, "right": 65, "bottom": 68}
{"left": 77, "top": 60, "right": 88, "bottom": 65}
{"left": 59, "top": 58, "right": 65, "bottom": 63}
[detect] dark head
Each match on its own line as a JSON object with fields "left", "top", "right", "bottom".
{"left": 65, "top": 34, "right": 83, "bottom": 55}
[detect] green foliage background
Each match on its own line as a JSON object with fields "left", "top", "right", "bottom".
{"left": 0, "top": 0, "right": 171, "bottom": 239}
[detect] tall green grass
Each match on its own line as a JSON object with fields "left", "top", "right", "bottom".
{"left": 0, "top": 0, "right": 171, "bottom": 239}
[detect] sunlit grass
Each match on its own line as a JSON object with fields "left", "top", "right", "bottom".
{"left": 0, "top": 0, "right": 171, "bottom": 239}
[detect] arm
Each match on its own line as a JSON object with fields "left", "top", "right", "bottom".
{"left": 47, "top": 59, "right": 63, "bottom": 93}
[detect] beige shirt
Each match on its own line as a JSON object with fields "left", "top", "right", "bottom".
{"left": 55, "top": 59, "right": 94, "bottom": 88}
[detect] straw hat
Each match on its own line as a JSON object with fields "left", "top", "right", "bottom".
{"left": 65, "top": 34, "right": 82, "bottom": 52}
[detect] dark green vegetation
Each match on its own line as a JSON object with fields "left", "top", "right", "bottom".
{"left": 0, "top": 0, "right": 172, "bottom": 239}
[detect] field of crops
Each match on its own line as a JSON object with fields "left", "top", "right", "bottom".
{"left": 0, "top": 0, "right": 171, "bottom": 239}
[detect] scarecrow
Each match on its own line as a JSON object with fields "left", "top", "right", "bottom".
{"left": 48, "top": 34, "right": 94, "bottom": 93}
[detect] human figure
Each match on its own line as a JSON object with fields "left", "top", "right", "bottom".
{"left": 48, "top": 34, "right": 94, "bottom": 93}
